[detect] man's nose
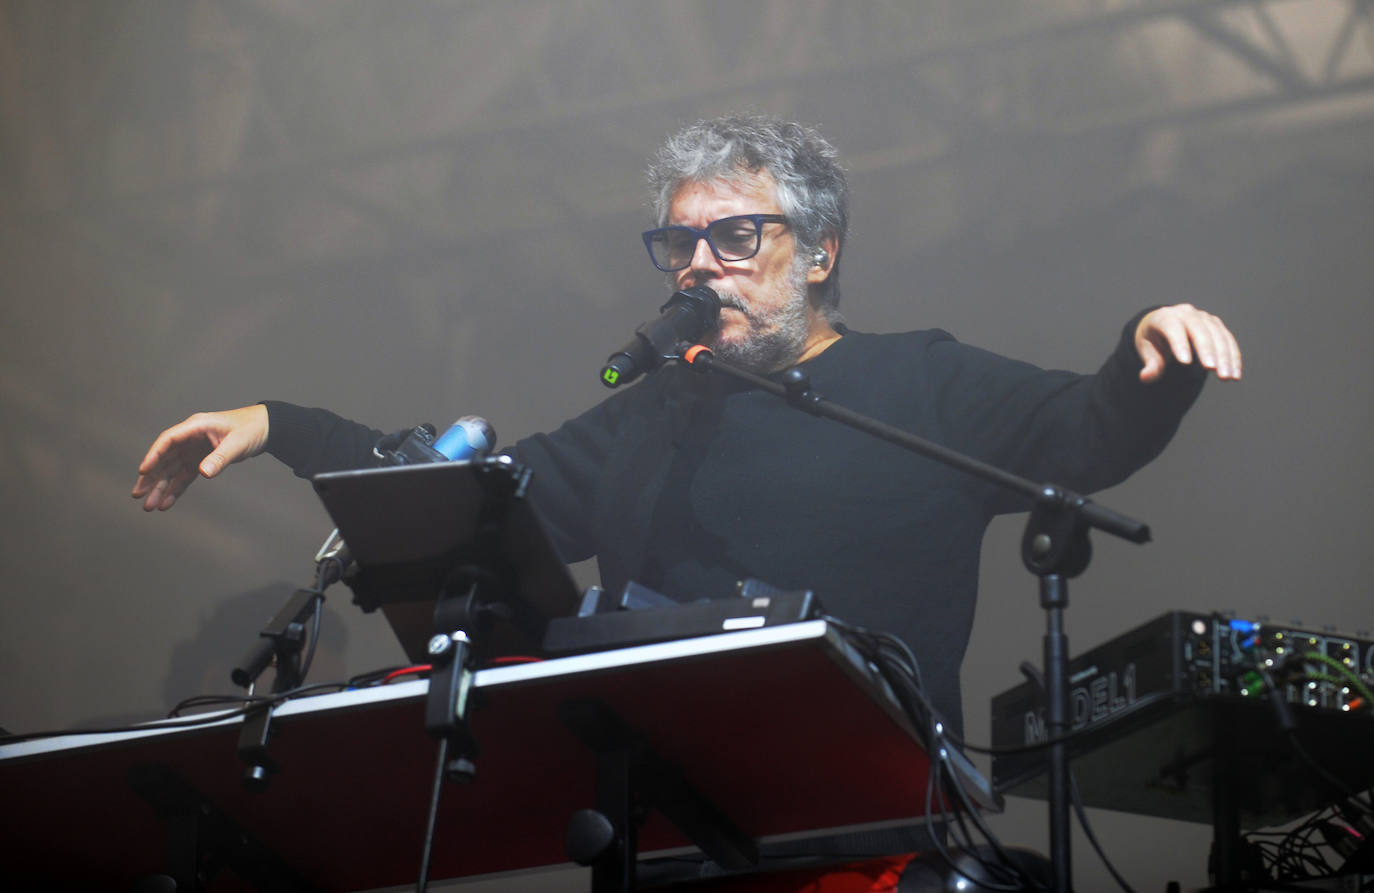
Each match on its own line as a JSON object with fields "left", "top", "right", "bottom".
{"left": 682, "top": 235, "right": 724, "bottom": 285}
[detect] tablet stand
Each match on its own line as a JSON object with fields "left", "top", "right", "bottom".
{"left": 313, "top": 456, "right": 585, "bottom": 890}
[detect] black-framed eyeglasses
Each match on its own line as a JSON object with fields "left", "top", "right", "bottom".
{"left": 641, "top": 214, "right": 789, "bottom": 272}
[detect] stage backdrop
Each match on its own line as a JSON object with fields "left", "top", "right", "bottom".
{"left": 3, "top": 1, "right": 1373, "bottom": 889}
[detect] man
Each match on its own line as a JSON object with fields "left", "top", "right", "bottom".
{"left": 133, "top": 115, "right": 1241, "bottom": 890}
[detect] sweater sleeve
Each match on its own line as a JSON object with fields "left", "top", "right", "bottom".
{"left": 261, "top": 386, "right": 640, "bottom": 565}
{"left": 261, "top": 400, "right": 384, "bottom": 478}
{"left": 928, "top": 311, "right": 1206, "bottom": 513}
{"left": 507, "top": 390, "right": 635, "bottom": 565}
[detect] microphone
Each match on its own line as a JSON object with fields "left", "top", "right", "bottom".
{"left": 371, "top": 415, "right": 497, "bottom": 466}
{"left": 314, "top": 416, "right": 497, "bottom": 583}
{"left": 600, "top": 285, "right": 721, "bottom": 388}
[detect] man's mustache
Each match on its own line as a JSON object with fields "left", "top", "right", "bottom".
{"left": 716, "top": 293, "right": 754, "bottom": 321}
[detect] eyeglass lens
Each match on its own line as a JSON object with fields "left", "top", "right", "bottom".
{"left": 650, "top": 216, "right": 763, "bottom": 270}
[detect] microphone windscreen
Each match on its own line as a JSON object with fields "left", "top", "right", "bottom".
{"left": 433, "top": 416, "right": 496, "bottom": 461}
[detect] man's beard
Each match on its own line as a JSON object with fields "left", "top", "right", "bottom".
{"left": 705, "top": 263, "right": 811, "bottom": 374}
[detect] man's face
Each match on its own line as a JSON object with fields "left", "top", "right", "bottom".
{"left": 667, "top": 173, "right": 823, "bottom": 373}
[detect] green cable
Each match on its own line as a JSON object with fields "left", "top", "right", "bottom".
{"left": 1300, "top": 651, "right": 1374, "bottom": 707}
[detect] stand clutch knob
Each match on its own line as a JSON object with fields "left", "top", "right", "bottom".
{"left": 565, "top": 808, "right": 617, "bottom": 866}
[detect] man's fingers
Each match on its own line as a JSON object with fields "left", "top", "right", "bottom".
{"left": 137, "top": 462, "right": 189, "bottom": 511}
{"left": 132, "top": 457, "right": 176, "bottom": 502}
{"left": 142, "top": 477, "right": 173, "bottom": 512}
{"left": 133, "top": 407, "right": 269, "bottom": 512}
{"left": 1196, "top": 313, "right": 1233, "bottom": 374}
{"left": 1177, "top": 310, "right": 1243, "bottom": 380}
{"left": 133, "top": 421, "right": 207, "bottom": 505}
{"left": 1159, "top": 314, "right": 1195, "bottom": 368}
{"left": 199, "top": 425, "right": 259, "bottom": 478}
{"left": 1136, "top": 304, "right": 1243, "bottom": 384}
{"left": 199, "top": 451, "right": 224, "bottom": 478}
{"left": 1204, "top": 313, "right": 1243, "bottom": 380}
{"left": 138, "top": 419, "right": 199, "bottom": 476}
{"left": 131, "top": 474, "right": 152, "bottom": 499}
{"left": 1138, "top": 339, "right": 1166, "bottom": 383}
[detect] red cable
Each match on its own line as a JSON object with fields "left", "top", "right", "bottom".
{"left": 382, "top": 665, "right": 432, "bottom": 684}
{"left": 379, "top": 656, "right": 542, "bottom": 684}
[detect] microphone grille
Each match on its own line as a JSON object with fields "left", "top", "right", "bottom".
{"left": 433, "top": 416, "right": 497, "bottom": 461}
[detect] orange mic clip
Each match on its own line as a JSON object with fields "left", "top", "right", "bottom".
{"left": 682, "top": 344, "right": 713, "bottom": 366}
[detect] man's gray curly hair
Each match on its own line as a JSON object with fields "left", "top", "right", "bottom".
{"left": 646, "top": 114, "right": 849, "bottom": 315}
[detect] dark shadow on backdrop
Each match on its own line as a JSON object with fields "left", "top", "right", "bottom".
{"left": 160, "top": 582, "right": 351, "bottom": 715}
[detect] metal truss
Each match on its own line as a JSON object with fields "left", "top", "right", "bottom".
{"left": 4, "top": 0, "right": 1373, "bottom": 411}
{"left": 11, "top": 1, "right": 1374, "bottom": 203}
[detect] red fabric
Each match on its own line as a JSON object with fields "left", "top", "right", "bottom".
{"left": 652, "top": 854, "right": 917, "bottom": 893}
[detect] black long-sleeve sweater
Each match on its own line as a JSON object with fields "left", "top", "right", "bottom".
{"left": 265, "top": 321, "right": 1203, "bottom": 731}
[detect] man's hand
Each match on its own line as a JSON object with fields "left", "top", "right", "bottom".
{"left": 1135, "top": 304, "right": 1242, "bottom": 384}
{"left": 131, "top": 404, "right": 270, "bottom": 511}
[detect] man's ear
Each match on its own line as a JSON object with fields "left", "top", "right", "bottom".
{"left": 806, "top": 231, "right": 839, "bottom": 286}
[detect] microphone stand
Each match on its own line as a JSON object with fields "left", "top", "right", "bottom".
{"left": 678, "top": 344, "right": 1152, "bottom": 893}
{"left": 231, "top": 582, "right": 326, "bottom": 791}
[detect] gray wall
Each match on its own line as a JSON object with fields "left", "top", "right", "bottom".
{"left": 3, "top": 1, "right": 1374, "bottom": 889}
